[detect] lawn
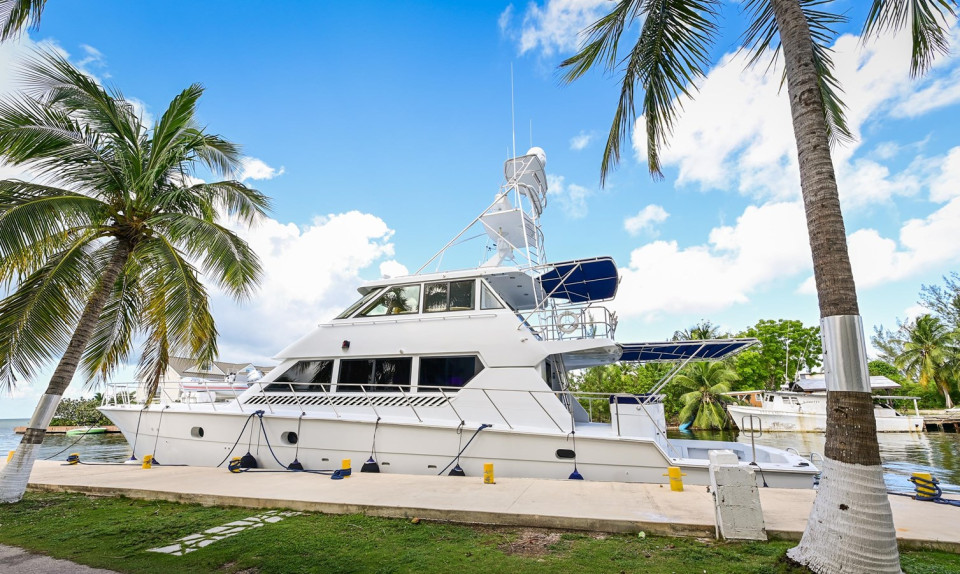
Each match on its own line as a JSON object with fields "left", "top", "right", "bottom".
{"left": 0, "top": 492, "right": 955, "bottom": 573}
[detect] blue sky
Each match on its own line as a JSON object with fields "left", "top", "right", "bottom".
{"left": 2, "top": 1, "right": 960, "bottom": 417}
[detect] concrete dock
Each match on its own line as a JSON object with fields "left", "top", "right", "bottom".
{"left": 13, "top": 460, "right": 960, "bottom": 552}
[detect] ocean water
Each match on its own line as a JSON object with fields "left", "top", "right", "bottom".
{"left": 0, "top": 418, "right": 132, "bottom": 463}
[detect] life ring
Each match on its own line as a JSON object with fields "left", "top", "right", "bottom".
{"left": 557, "top": 311, "right": 579, "bottom": 334}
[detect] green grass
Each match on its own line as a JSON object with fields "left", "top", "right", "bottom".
{"left": 0, "top": 492, "right": 956, "bottom": 573}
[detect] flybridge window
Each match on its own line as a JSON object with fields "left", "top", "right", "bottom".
{"left": 418, "top": 356, "right": 483, "bottom": 389}
{"left": 360, "top": 285, "right": 421, "bottom": 316}
{"left": 335, "top": 289, "right": 381, "bottom": 319}
{"left": 264, "top": 360, "right": 332, "bottom": 392}
{"left": 480, "top": 283, "right": 504, "bottom": 310}
{"left": 337, "top": 358, "right": 412, "bottom": 392}
{"left": 425, "top": 280, "right": 474, "bottom": 313}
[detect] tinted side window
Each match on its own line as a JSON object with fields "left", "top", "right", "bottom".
{"left": 337, "top": 358, "right": 412, "bottom": 392}
{"left": 360, "top": 285, "right": 421, "bottom": 316}
{"left": 264, "top": 360, "right": 332, "bottom": 392}
{"left": 425, "top": 280, "right": 474, "bottom": 312}
{"left": 418, "top": 356, "right": 483, "bottom": 389}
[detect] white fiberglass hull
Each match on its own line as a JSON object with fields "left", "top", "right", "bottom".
{"left": 100, "top": 404, "right": 818, "bottom": 489}
{"left": 728, "top": 405, "right": 925, "bottom": 433}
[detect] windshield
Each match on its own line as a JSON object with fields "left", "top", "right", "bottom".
{"left": 334, "top": 289, "right": 382, "bottom": 319}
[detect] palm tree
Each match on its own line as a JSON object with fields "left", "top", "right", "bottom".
{"left": 0, "top": 51, "right": 269, "bottom": 503}
{"left": 560, "top": 1, "right": 957, "bottom": 571}
{"left": 0, "top": 0, "right": 46, "bottom": 41}
{"left": 676, "top": 362, "right": 737, "bottom": 429}
{"left": 672, "top": 319, "right": 723, "bottom": 341}
{"left": 894, "top": 315, "right": 958, "bottom": 408}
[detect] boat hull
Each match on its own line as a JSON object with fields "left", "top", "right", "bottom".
{"left": 100, "top": 404, "right": 818, "bottom": 489}
{"left": 728, "top": 405, "right": 925, "bottom": 433}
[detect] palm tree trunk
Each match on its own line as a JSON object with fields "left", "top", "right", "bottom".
{"left": 770, "top": 1, "right": 900, "bottom": 572}
{"left": 0, "top": 239, "right": 132, "bottom": 503}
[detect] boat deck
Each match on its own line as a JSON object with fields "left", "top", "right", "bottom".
{"left": 11, "top": 460, "right": 959, "bottom": 552}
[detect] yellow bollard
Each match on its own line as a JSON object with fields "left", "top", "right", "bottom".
{"left": 483, "top": 463, "right": 495, "bottom": 484}
{"left": 6, "top": 450, "right": 14, "bottom": 463}
{"left": 142, "top": 454, "right": 153, "bottom": 469}
{"left": 341, "top": 458, "right": 351, "bottom": 478}
{"left": 663, "top": 466, "right": 686, "bottom": 491}
{"left": 912, "top": 472, "right": 936, "bottom": 497}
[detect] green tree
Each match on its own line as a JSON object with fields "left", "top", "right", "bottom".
{"left": 676, "top": 362, "right": 737, "bottom": 430}
{"left": 671, "top": 319, "right": 726, "bottom": 341}
{"left": 0, "top": 0, "right": 45, "bottom": 41}
{"left": 919, "top": 272, "right": 960, "bottom": 330}
{"left": 733, "top": 319, "right": 822, "bottom": 391}
{"left": 0, "top": 51, "right": 269, "bottom": 502}
{"left": 893, "top": 315, "right": 958, "bottom": 409}
{"left": 571, "top": 362, "right": 675, "bottom": 421}
{"left": 560, "top": 1, "right": 957, "bottom": 570}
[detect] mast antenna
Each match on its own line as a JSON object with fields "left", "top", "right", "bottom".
{"left": 510, "top": 62, "right": 516, "bottom": 162}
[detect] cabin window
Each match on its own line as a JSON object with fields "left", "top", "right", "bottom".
{"left": 263, "top": 360, "right": 332, "bottom": 392}
{"left": 360, "top": 285, "right": 421, "bottom": 316}
{"left": 335, "top": 289, "right": 381, "bottom": 319}
{"left": 337, "top": 358, "right": 412, "bottom": 392}
{"left": 418, "top": 356, "right": 483, "bottom": 390}
{"left": 424, "top": 280, "right": 474, "bottom": 313}
{"left": 480, "top": 283, "right": 504, "bottom": 310}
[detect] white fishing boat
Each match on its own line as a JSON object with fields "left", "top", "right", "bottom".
{"left": 99, "top": 147, "right": 818, "bottom": 488}
{"left": 727, "top": 375, "right": 925, "bottom": 433}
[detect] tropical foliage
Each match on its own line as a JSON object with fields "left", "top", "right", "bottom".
{"left": 734, "top": 319, "right": 822, "bottom": 391}
{"left": 0, "top": 50, "right": 268, "bottom": 502}
{"left": 677, "top": 362, "right": 738, "bottom": 430}
{"left": 0, "top": 0, "right": 45, "bottom": 41}
{"left": 872, "top": 275, "right": 960, "bottom": 408}
{"left": 50, "top": 397, "right": 108, "bottom": 427}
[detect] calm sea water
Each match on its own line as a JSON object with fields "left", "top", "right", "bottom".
{"left": 0, "top": 418, "right": 132, "bottom": 463}
{"left": 2, "top": 418, "right": 956, "bottom": 494}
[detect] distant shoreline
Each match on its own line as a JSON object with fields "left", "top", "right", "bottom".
{"left": 13, "top": 426, "right": 120, "bottom": 435}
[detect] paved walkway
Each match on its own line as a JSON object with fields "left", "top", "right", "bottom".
{"left": 0, "top": 544, "right": 119, "bottom": 574}
{"left": 12, "top": 460, "right": 960, "bottom": 553}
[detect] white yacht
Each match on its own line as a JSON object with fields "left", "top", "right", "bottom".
{"left": 100, "top": 147, "right": 818, "bottom": 488}
{"left": 728, "top": 376, "right": 925, "bottom": 433}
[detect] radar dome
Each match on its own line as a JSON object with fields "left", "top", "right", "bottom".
{"left": 526, "top": 147, "right": 546, "bottom": 166}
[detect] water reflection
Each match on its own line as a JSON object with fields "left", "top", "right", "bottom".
{"left": 0, "top": 419, "right": 132, "bottom": 463}
{"left": 670, "top": 428, "right": 960, "bottom": 494}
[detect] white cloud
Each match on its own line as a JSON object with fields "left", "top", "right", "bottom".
{"left": 624, "top": 204, "right": 668, "bottom": 236}
{"left": 615, "top": 202, "right": 812, "bottom": 319}
{"left": 211, "top": 211, "right": 400, "bottom": 362}
{"left": 798, "top": 196, "right": 960, "bottom": 293}
{"left": 546, "top": 173, "right": 592, "bottom": 218}
{"left": 379, "top": 260, "right": 409, "bottom": 278}
{"left": 569, "top": 130, "right": 593, "bottom": 151}
{"left": 930, "top": 146, "right": 960, "bottom": 202}
{"left": 624, "top": 21, "right": 960, "bottom": 208}
{"left": 498, "top": 5, "right": 514, "bottom": 34}
{"left": 516, "top": 0, "right": 608, "bottom": 56}
{"left": 892, "top": 67, "right": 960, "bottom": 117}
{"left": 240, "top": 157, "right": 285, "bottom": 181}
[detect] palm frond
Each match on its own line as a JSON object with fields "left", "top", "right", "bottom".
{"left": 0, "top": 0, "right": 46, "bottom": 41}
{"left": 135, "top": 236, "right": 219, "bottom": 366}
{"left": 79, "top": 251, "right": 143, "bottom": 386}
{"left": 741, "top": 0, "right": 853, "bottom": 145}
{"left": 18, "top": 50, "right": 142, "bottom": 148}
{"left": 0, "top": 235, "right": 99, "bottom": 390}
{"left": 863, "top": 0, "right": 959, "bottom": 77}
{"left": 0, "top": 181, "right": 108, "bottom": 275}
{"left": 560, "top": 0, "right": 721, "bottom": 183}
{"left": 148, "top": 212, "right": 262, "bottom": 300}
{"left": 194, "top": 180, "right": 271, "bottom": 225}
